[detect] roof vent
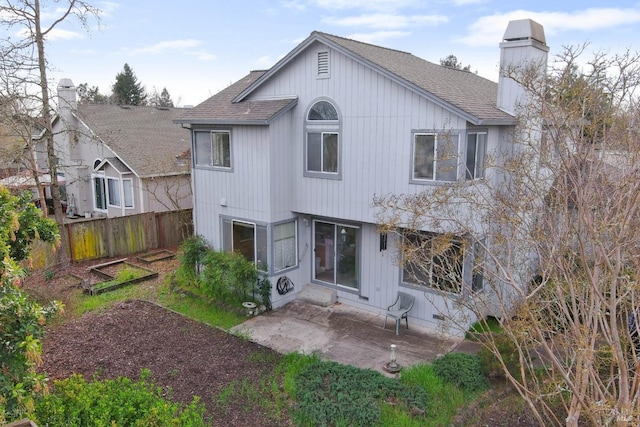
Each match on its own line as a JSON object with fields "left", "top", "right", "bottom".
{"left": 119, "top": 105, "right": 131, "bottom": 109}
{"left": 317, "top": 51, "right": 329, "bottom": 76}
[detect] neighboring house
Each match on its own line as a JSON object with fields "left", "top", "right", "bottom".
{"left": 175, "top": 19, "right": 549, "bottom": 334}
{"left": 37, "top": 80, "right": 192, "bottom": 218}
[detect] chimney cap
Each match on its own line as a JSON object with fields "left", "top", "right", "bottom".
{"left": 58, "top": 78, "right": 75, "bottom": 89}
{"left": 503, "top": 19, "right": 546, "bottom": 45}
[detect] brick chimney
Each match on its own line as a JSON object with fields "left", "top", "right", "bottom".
{"left": 497, "top": 19, "right": 549, "bottom": 115}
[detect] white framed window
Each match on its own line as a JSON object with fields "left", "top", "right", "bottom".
{"left": 194, "top": 130, "right": 231, "bottom": 169}
{"left": 123, "top": 179, "right": 134, "bottom": 208}
{"left": 305, "top": 100, "right": 340, "bottom": 178}
{"left": 412, "top": 132, "right": 460, "bottom": 182}
{"left": 93, "top": 176, "right": 106, "bottom": 211}
{"left": 466, "top": 132, "right": 487, "bottom": 180}
{"left": 107, "top": 178, "right": 120, "bottom": 207}
{"left": 273, "top": 220, "right": 297, "bottom": 272}
{"left": 222, "top": 218, "right": 268, "bottom": 271}
{"left": 401, "top": 230, "right": 464, "bottom": 294}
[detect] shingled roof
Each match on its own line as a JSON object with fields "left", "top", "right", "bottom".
{"left": 316, "top": 32, "right": 513, "bottom": 124}
{"left": 176, "top": 31, "right": 515, "bottom": 126}
{"left": 76, "top": 105, "right": 191, "bottom": 178}
{"left": 173, "top": 71, "right": 298, "bottom": 125}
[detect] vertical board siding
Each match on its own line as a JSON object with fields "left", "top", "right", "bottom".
{"left": 248, "top": 41, "right": 467, "bottom": 224}
{"left": 39, "top": 209, "right": 194, "bottom": 264}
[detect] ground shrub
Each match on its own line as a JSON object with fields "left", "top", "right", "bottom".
{"left": 477, "top": 332, "right": 522, "bottom": 381}
{"left": 176, "top": 235, "right": 209, "bottom": 284}
{"left": 199, "top": 250, "right": 258, "bottom": 302}
{"left": 33, "top": 370, "right": 208, "bottom": 426}
{"left": 292, "top": 359, "right": 428, "bottom": 426}
{"left": 432, "top": 352, "right": 488, "bottom": 392}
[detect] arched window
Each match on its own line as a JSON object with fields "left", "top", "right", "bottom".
{"left": 305, "top": 99, "right": 340, "bottom": 177}
{"left": 308, "top": 101, "right": 338, "bottom": 121}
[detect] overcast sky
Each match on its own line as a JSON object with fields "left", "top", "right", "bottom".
{"left": 16, "top": 0, "right": 640, "bottom": 107}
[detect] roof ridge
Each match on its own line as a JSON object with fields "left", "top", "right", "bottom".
{"left": 313, "top": 31, "right": 414, "bottom": 57}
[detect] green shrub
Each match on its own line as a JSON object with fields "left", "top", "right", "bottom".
{"left": 33, "top": 370, "right": 207, "bottom": 426}
{"left": 176, "top": 235, "right": 210, "bottom": 284}
{"left": 257, "top": 274, "right": 272, "bottom": 310}
{"left": 477, "top": 332, "right": 522, "bottom": 381}
{"left": 292, "top": 360, "right": 428, "bottom": 426}
{"left": 200, "top": 250, "right": 258, "bottom": 302}
{"left": 432, "top": 352, "right": 488, "bottom": 392}
{"left": 466, "top": 316, "right": 502, "bottom": 339}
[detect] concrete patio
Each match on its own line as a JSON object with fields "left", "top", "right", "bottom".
{"left": 230, "top": 299, "right": 481, "bottom": 375}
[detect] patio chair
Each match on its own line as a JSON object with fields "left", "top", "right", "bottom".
{"left": 383, "top": 291, "right": 415, "bottom": 335}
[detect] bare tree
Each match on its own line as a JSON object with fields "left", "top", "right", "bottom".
{"left": 0, "top": 0, "right": 100, "bottom": 262}
{"left": 375, "top": 46, "right": 640, "bottom": 426}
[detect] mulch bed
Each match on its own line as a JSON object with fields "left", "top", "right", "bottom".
{"left": 39, "top": 299, "right": 290, "bottom": 426}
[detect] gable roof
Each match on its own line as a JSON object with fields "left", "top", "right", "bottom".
{"left": 75, "top": 105, "right": 191, "bottom": 178}
{"left": 176, "top": 31, "right": 515, "bottom": 127}
{"left": 173, "top": 71, "right": 298, "bottom": 125}
{"left": 235, "top": 31, "right": 515, "bottom": 126}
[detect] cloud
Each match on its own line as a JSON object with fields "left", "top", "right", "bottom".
{"left": 451, "top": 0, "right": 485, "bottom": 5}
{"left": 324, "top": 13, "right": 447, "bottom": 29}
{"left": 255, "top": 55, "right": 276, "bottom": 68}
{"left": 130, "top": 39, "right": 203, "bottom": 55}
{"left": 313, "top": 0, "right": 420, "bottom": 12}
{"left": 96, "top": 1, "right": 121, "bottom": 18}
{"left": 190, "top": 51, "right": 216, "bottom": 61}
{"left": 458, "top": 7, "right": 640, "bottom": 47}
{"left": 346, "top": 31, "right": 411, "bottom": 44}
{"left": 17, "top": 27, "right": 84, "bottom": 41}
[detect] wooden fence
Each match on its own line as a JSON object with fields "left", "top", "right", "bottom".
{"left": 30, "top": 209, "right": 193, "bottom": 268}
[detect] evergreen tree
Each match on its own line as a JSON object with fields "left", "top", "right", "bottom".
{"left": 77, "top": 83, "right": 109, "bottom": 104}
{"left": 439, "top": 54, "right": 471, "bottom": 71}
{"left": 149, "top": 86, "right": 174, "bottom": 108}
{"left": 111, "top": 63, "right": 147, "bottom": 105}
{"left": 159, "top": 87, "right": 174, "bottom": 107}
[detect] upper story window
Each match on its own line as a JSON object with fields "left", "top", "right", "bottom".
{"left": 305, "top": 100, "right": 340, "bottom": 178}
{"left": 412, "top": 132, "right": 459, "bottom": 182}
{"left": 465, "top": 131, "right": 487, "bottom": 180}
{"left": 194, "top": 130, "right": 231, "bottom": 170}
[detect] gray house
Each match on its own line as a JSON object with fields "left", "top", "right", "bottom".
{"left": 175, "top": 19, "right": 548, "bottom": 335}
{"left": 41, "top": 80, "right": 192, "bottom": 219}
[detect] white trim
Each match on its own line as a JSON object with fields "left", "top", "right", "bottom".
{"left": 123, "top": 178, "right": 135, "bottom": 210}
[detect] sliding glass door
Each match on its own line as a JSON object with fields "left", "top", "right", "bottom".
{"left": 313, "top": 220, "right": 359, "bottom": 290}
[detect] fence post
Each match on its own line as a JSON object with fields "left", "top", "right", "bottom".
{"left": 66, "top": 222, "right": 75, "bottom": 262}
{"left": 157, "top": 213, "right": 163, "bottom": 249}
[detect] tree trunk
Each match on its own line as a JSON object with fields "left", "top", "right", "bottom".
{"left": 35, "top": 0, "right": 69, "bottom": 264}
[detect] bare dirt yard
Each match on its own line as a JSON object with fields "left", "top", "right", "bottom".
{"left": 25, "top": 252, "right": 291, "bottom": 426}
{"left": 40, "top": 299, "right": 288, "bottom": 426}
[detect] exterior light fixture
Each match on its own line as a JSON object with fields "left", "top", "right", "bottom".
{"left": 341, "top": 227, "right": 347, "bottom": 242}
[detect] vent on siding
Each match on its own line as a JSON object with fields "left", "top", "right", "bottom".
{"left": 317, "top": 51, "right": 329, "bottom": 76}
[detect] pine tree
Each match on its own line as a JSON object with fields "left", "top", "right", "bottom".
{"left": 159, "top": 87, "right": 174, "bottom": 107}
{"left": 111, "top": 63, "right": 147, "bottom": 105}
